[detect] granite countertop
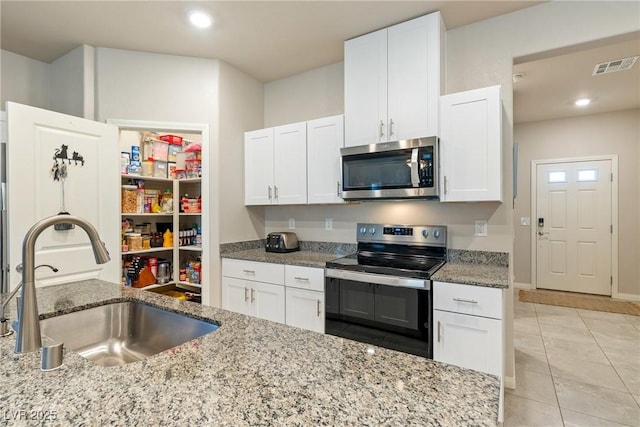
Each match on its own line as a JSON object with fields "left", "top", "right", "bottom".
{"left": 432, "top": 263, "right": 509, "bottom": 289}
{"left": 221, "top": 248, "right": 340, "bottom": 268}
{"left": 1, "top": 280, "right": 500, "bottom": 426}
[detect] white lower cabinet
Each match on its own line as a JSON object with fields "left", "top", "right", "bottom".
{"left": 285, "top": 287, "right": 324, "bottom": 333}
{"left": 222, "top": 259, "right": 325, "bottom": 332}
{"left": 433, "top": 281, "right": 504, "bottom": 377}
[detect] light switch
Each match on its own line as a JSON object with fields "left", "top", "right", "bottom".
{"left": 475, "top": 220, "right": 488, "bottom": 237}
{"left": 325, "top": 218, "right": 333, "bottom": 230}
{"left": 520, "top": 217, "right": 530, "bottom": 226}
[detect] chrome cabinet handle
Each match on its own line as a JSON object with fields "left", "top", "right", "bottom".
{"left": 274, "top": 186, "right": 278, "bottom": 200}
{"left": 251, "top": 288, "right": 255, "bottom": 303}
{"left": 379, "top": 120, "right": 385, "bottom": 138}
{"left": 317, "top": 300, "right": 321, "bottom": 317}
{"left": 389, "top": 118, "right": 395, "bottom": 136}
{"left": 336, "top": 181, "right": 340, "bottom": 197}
{"left": 437, "top": 320, "right": 441, "bottom": 342}
{"left": 444, "top": 176, "right": 448, "bottom": 194}
{"left": 294, "top": 277, "right": 309, "bottom": 282}
{"left": 244, "top": 287, "right": 249, "bottom": 302}
{"left": 242, "top": 269, "right": 255, "bottom": 274}
{"left": 268, "top": 186, "right": 272, "bottom": 199}
{"left": 453, "top": 298, "right": 478, "bottom": 304}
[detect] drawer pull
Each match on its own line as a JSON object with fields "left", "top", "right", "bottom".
{"left": 317, "top": 300, "right": 321, "bottom": 317}
{"left": 453, "top": 298, "right": 478, "bottom": 304}
{"left": 294, "top": 277, "right": 309, "bottom": 282}
{"left": 437, "top": 320, "right": 441, "bottom": 342}
{"left": 244, "top": 287, "right": 249, "bottom": 302}
{"left": 250, "top": 288, "right": 255, "bottom": 303}
{"left": 242, "top": 269, "right": 255, "bottom": 274}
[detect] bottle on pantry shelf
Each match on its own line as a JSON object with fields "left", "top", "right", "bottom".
{"left": 195, "top": 226, "right": 202, "bottom": 247}
{"left": 162, "top": 229, "right": 173, "bottom": 248}
{"left": 161, "top": 188, "right": 173, "bottom": 213}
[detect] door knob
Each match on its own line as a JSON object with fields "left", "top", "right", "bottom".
{"left": 538, "top": 231, "right": 549, "bottom": 236}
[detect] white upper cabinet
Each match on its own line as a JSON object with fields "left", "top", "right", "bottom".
{"left": 344, "top": 12, "right": 443, "bottom": 147}
{"left": 245, "top": 122, "right": 307, "bottom": 206}
{"left": 307, "top": 115, "right": 344, "bottom": 204}
{"left": 439, "top": 85, "right": 503, "bottom": 202}
{"left": 245, "top": 128, "right": 275, "bottom": 205}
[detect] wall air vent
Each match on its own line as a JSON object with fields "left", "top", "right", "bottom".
{"left": 592, "top": 56, "right": 639, "bottom": 75}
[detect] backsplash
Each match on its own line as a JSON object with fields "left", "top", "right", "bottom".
{"left": 220, "top": 240, "right": 356, "bottom": 256}
{"left": 447, "top": 249, "right": 509, "bottom": 267}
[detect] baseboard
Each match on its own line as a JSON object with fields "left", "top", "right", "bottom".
{"left": 513, "top": 282, "right": 532, "bottom": 290}
{"left": 612, "top": 292, "right": 640, "bottom": 302}
{"left": 504, "top": 375, "right": 516, "bottom": 390}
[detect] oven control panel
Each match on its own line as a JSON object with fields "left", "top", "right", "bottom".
{"left": 357, "top": 223, "right": 447, "bottom": 247}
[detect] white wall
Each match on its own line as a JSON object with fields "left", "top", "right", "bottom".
{"left": 49, "top": 45, "right": 95, "bottom": 119}
{"left": 1, "top": 50, "right": 50, "bottom": 110}
{"left": 264, "top": 62, "right": 344, "bottom": 127}
{"left": 514, "top": 109, "right": 640, "bottom": 297}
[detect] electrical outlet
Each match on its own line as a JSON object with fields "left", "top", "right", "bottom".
{"left": 520, "top": 217, "right": 530, "bottom": 226}
{"left": 325, "top": 218, "right": 333, "bottom": 230}
{"left": 475, "top": 220, "right": 488, "bottom": 237}
{"left": 288, "top": 218, "right": 295, "bottom": 229}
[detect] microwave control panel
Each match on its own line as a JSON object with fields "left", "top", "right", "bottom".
{"left": 418, "top": 147, "right": 434, "bottom": 187}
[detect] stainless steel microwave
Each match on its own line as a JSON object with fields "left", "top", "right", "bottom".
{"left": 340, "top": 137, "right": 439, "bottom": 200}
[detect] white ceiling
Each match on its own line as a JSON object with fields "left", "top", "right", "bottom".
{"left": 514, "top": 33, "right": 640, "bottom": 123}
{"left": 2, "top": 1, "right": 637, "bottom": 124}
{"left": 1, "top": 1, "right": 543, "bottom": 82}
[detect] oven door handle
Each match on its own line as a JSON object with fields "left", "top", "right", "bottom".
{"left": 325, "top": 268, "right": 430, "bottom": 289}
{"left": 410, "top": 148, "right": 420, "bottom": 187}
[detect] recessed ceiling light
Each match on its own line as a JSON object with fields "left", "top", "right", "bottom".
{"left": 189, "top": 11, "right": 212, "bottom": 29}
{"left": 575, "top": 98, "right": 591, "bottom": 107}
{"left": 512, "top": 73, "right": 525, "bottom": 83}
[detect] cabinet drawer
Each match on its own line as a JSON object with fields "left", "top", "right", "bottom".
{"left": 222, "top": 258, "right": 285, "bottom": 285}
{"left": 285, "top": 265, "right": 324, "bottom": 292}
{"left": 433, "top": 281, "right": 503, "bottom": 319}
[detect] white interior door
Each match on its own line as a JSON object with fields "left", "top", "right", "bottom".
{"left": 535, "top": 160, "right": 612, "bottom": 295}
{"left": 7, "top": 102, "right": 119, "bottom": 290}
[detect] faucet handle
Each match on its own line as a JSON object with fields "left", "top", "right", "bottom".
{"left": 15, "top": 264, "right": 59, "bottom": 274}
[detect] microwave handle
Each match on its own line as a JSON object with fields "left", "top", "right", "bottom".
{"left": 410, "top": 148, "right": 420, "bottom": 187}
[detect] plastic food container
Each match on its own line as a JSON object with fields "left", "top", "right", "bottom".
{"left": 125, "top": 233, "right": 142, "bottom": 251}
{"left": 154, "top": 160, "right": 168, "bottom": 178}
{"left": 152, "top": 139, "right": 169, "bottom": 161}
{"left": 141, "top": 158, "right": 154, "bottom": 177}
{"left": 121, "top": 185, "right": 138, "bottom": 213}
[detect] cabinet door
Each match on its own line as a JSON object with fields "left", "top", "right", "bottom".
{"left": 440, "top": 85, "right": 502, "bottom": 202}
{"left": 307, "top": 115, "right": 344, "bottom": 204}
{"left": 222, "top": 277, "right": 252, "bottom": 316}
{"left": 285, "top": 287, "right": 325, "bottom": 333}
{"left": 244, "top": 128, "right": 274, "bottom": 205}
{"left": 252, "top": 281, "right": 286, "bottom": 324}
{"left": 387, "top": 13, "right": 441, "bottom": 141}
{"left": 433, "top": 309, "right": 502, "bottom": 376}
{"left": 344, "top": 29, "right": 388, "bottom": 147}
{"left": 273, "top": 122, "right": 307, "bottom": 205}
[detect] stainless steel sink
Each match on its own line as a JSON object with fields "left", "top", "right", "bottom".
{"left": 40, "top": 301, "right": 218, "bottom": 366}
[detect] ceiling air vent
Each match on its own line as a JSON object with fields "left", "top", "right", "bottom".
{"left": 593, "top": 56, "right": 639, "bottom": 75}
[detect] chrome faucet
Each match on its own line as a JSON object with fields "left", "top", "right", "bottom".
{"left": 15, "top": 215, "right": 110, "bottom": 353}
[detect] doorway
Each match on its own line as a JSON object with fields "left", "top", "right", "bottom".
{"left": 531, "top": 156, "right": 618, "bottom": 296}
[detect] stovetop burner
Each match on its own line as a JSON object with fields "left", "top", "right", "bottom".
{"left": 326, "top": 253, "right": 445, "bottom": 280}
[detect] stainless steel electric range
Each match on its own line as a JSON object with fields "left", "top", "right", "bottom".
{"left": 325, "top": 223, "right": 447, "bottom": 358}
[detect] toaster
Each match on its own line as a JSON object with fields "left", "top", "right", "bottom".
{"left": 265, "top": 232, "right": 300, "bottom": 253}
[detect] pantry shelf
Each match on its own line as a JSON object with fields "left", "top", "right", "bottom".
{"left": 121, "top": 174, "right": 173, "bottom": 183}
{"left": 179, "top": 246, "right": 202, "bottom": 252}
{"left": 122, "top": 247, "right": 173, "bottom": 255}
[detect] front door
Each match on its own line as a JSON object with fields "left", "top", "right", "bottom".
{"left": 7, "top": 102, "right": 119, "bottom": 290}
{"left": 535, "top": 159, "right": 612, "bottom": 295}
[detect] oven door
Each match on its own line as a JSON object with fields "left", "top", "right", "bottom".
{"left": 325, "top": 271, "right": 433, "bottom": 358}
{"left": 340, "top": 137, "right": 438, "bottom": 200}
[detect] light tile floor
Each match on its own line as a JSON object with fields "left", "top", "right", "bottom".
{"left": 505, "top": 299, "right": 640, "bottom": 427}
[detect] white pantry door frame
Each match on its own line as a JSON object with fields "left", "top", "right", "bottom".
{"left": 530, "top": 155, "right": 619, "bottom": 298}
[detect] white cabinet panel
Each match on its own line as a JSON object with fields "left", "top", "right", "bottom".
{"left": 274, "top": 122, "right": 307, "bottom": 204}
{"left": 285, "top": 265, "right": 324, "bottom": 292}
{"left": 252, "top": 281, "right": 286, "bottom": 324}
{"left": 440, "top": 85, "right": 502, "bottom": 202}
{"left": 222, "top": 258, "right": 285, "bottom": 285}
{"left": 344, "top": 13, "right": 442, "bottom": 147}
{"left": 344, "top": 29, "right": 387, "bottom": 147}
{"left": 433, "top": 309, "right": 502, "bottom": 376}
{"left": 433, "top": 281, "right": 503, "bottom": 319}
{"left": 244, "top": 128, "right": 274, "bottom": 205}
{"left": 307, "top": 115, "right": 344, "bottom": 204}
{"left": 221, "top": 277, "right": 252, "bottom": 316}
{"left": 285, "top": 287, "right": 324, "bottom": 333}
